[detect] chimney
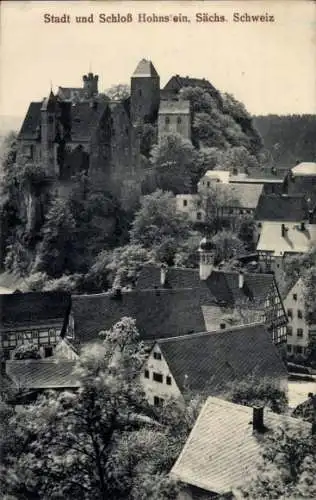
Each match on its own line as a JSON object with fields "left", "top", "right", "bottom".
{"left": 160, "top": 263, "right": 168, "bottom": 287}
{"left": 253, "top": 406, "right": 264, "bottom": 432}
{"left": 238, "top": 271, "right": 244, "bottom": 289}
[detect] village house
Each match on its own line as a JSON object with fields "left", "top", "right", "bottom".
{"left": 136, "top": 238, "right": 288, "bottom": 348}
{"left": 0, "top": 291, "right": 73, "bottom": 360}
{"left": 282, "top": 278, "right": 313, "bottom": 358}
{"left": 176, "top": 169, "right": 263, "bottom": 226}
{"left": 170, "top": 397, "right": 312, "bottom": 499}
{"left": 141, "top": 323, "right": 288, "bottom": 407}
{"left": 255, "top": 193, "right": 316, "bottom": 281}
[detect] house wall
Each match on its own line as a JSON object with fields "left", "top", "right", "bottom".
{"left": 176, "top": 194, "right": 205, "bottom": 222}
{"left": 141, "top": 344, "right": 182, "bottom": 406}
{"left": 0, "top": 320, "right": 64, "bottom": 359}
{"left": 284, "top": 279, "right": 310, "bottom": 357}
{"left": 158, "top": 112, "right": 191, "bottom": 141}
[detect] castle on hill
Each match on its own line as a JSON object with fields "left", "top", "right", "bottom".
{"left": 17, "top": 59, "right": 219, "bottom": 209}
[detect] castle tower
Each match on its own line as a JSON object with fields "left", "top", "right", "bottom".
{"left": 83, "top": 72, "right": 99, "bottom": 98}
{"left": 130, "top": 59, "right": 160, "bottom": 124}
{"left": 198, "top": 236, "right": 215, "bottom": 280}
{"left": 41, "top": 90, "right": 57, "bottom": 177}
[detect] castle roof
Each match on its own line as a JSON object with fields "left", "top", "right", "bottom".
{"left": 164, "top": 75, "right": 216, "bottom": 92}
{"left": 132, "top": 59, "right": 159, "bottom": 78}
{"left": 156, "top": 323, "right": 288, "bottom": 394}
{"left": 69, "top": 101, "right": 108, "bottom": 141}
{"left": 18, "top": 102, "right": 42, "bottom": 140}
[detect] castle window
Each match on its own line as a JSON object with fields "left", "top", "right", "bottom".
{"left": 183, "top": 199, "right": 188, "bottom": 207}
{"left": 177, "top": 116, "right": 182, "bottom": 124}
{"left": 165, "top": 116, "right": 170, "bottom": 125}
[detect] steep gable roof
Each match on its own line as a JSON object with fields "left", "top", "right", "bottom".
{"left": 0, "top": 291, "right": 71, "bottom": 328}
{"left": 171, "top": 397, "right": 311, "bottom": 495}
{"left": 257, "top": 221, "right": 316, "bottom": 256}
{"left": 164, "top": 75, "right": 216, "bottom": 92}
{"left": 6, "top": 359, "right": 79, "bottom": 390}
{"left": 71, "top": 289, "right": 207, "bottom": 345}
{"left": 157, "top": 323, "right": 287, "bottom": 394}
{"left": 18, "top": 102, "right": 42, "bottom": 140}
{"left": 255, "top": 194, "right": 309, "bottom": 221}
{"left": 132, "top": 59, "right": 159, "bottom": 78}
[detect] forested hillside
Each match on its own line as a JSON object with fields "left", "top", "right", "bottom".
{"left": 254, "top": 114, "right": 316, "bottom": 168}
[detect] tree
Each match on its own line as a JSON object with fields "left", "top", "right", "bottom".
{"left": 130, "top": 190, "right": 192, "bottom": 264}
{"left": 239, "top": 425, "right": 316, "bottom": 499}
{"left": 150, "top": 133, "right": 200, "bottom": 194}
{"left": 105, "top": 83, "right": 130, "bottom": 101}
{"left": 211, "top": 230, "right": 246, "bottom": 264}
{"left": 33, "top": 197, "right": 77, "bottom": 277}
{"left": 0, "top": 318, "right": 180, "bottom": 500}
{"left": 221, "top": 376, "right": 288, "bottom": 414}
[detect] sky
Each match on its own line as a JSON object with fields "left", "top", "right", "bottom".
{"left": 0, "top": 0, "right": 315, "bottom": 120}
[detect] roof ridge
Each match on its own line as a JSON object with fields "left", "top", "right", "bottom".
{"left": 157, "top": 321, "right": 266, "bottom": 344}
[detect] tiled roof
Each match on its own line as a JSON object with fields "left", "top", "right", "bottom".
{"left": 6, "top": 359, "right": 79, "bottom": 389}
{"left": 164, "top": 75, "right": 216, "bottom": 92}
{"left": 200, "top": 170, "right": 230, "bottom": 184}
{"left": 291, "top": 162, "right": 316, "bottom": 177}
{"left": 171, "top": 397, "right": 311, "bottom": 495}
{"left": 255, "top": 194, "right": 309, "bottom": 221}
{"left": 132, "top": 59, "right": 159, "bottom": 77}
{"left": 158, "top": 323, "right": 287, "bottom": 394}
{"left": 213, "top": 183, "right": 263, "bottom": 209}
{"left": 257, "top": 222, "right": 316, "bottom": 256}
{"left": 71, "top": 289, "right": 207, "bottom": 344}
{"left": 158, "top": 100, "right": 190, "bottom": 114}
{"left": 136, "top": 265, "right": 275, "bottom": 308}
{"left": 69, "top": 101, "right": 108, "bottom": 141}
{"left": 18, "top": 102, "right": 42, "bottom": 140}
{"left": 0, "top": 291, "right": 71, "bottom": 327}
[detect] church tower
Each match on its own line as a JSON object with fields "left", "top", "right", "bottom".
{"left": 130, "top": 59, "right": 160, "bottom": 125}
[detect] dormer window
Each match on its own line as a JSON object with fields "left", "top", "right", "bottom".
{"left": 153, "top": 351, "right": 162, "bottom": 360}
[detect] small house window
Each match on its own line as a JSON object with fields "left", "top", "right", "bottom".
{"left": 197, "top": 200, "right": 201, "bottom": 208}
{"left": 207, "top": 181, "right": 210, "bottom": 187}
{"left": 196, "top": 212, "right": 202, "bottom": 221}
{"left": 183, "top": 199, "right": 188, "bottom": 207}
{"left": 287, "top": 309, "right": 293, "bottom": 319}
{"left": 166, "top": 376, "right": 172, "bottom": 385}
{"left": 144, "top": 369, "right": 149, "bottom": 379}
{"left": 153, "top": 352, "right": 162, "bottom": 360}
{"left": 154, "top": 396, "right": 164, "bottom": 407}
{"left": 286, "top": 326, "right": 293, "bottom": 336}
{"left": 293, "top": 293, "right": 297, "bottom": 301}
{"left": 296, "top": 346, "right": 303, "bottom": 354}
{"left": 139, "top": 89, "right": 142, "bottom": 97}
{"left": 287, "top": 344, "right": 292, "bottom": 353}
{"left": 297, "top": 310, "right": 303, "bottom": 319}
{"left": 177, "top": 116, "right": 182, "bottom": 124}
{"left": 153, "top": 372, "right": 163, "bottom": 383}
{"left": 297, "top": 328, "right": 303, "bottom": 337}
{"left": 165, "top": 116, "right": 170, "bottom": 125}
